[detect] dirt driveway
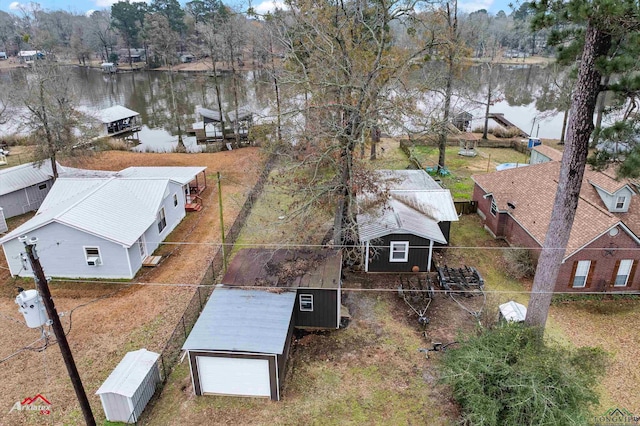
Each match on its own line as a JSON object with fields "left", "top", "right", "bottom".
{"left": 0, "top": 148, "right": 265, "bottom": 425}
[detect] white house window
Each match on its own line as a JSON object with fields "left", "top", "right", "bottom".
{"left": 299, "top": 294, "right": 314, "bottom": 312}
{"left": 614, "top": 259, "right": 634, "bottom": 287}
{"left": 38, "top": 183, "right": 47, "bottom": 190}
{"left": 84, "top": 247, "right": 102, "bottom": 266}
{"left": 490, "top": 199, "right": 498, "bottom": 216}
{"left": 572, "top": 260, "right": 591, "bottom": 288}
{"left": 615, "top": 196, "right": 626, "bottom": 210}
{"left": 157, "top": 207, "right": 167, "bottom": 233}
{"left": 390, "top": 241, "right": 409, "bottom": 262}
{"left": 173, "top": 194, "right": 178, "bottom": 207}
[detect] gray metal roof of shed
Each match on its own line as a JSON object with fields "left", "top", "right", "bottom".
{"left": 357, "top": 198, "right": 447, "bottom": 243}
{"left": 182, "top": 287, "right": 296, "bottom": 354}
{"left": 96, "top": 349, "right": 160, "bottom": 398}
{"left": 0, "top": 161, "right": 59, "bottom": 196}
{"left": 376, "top": 169, "right": 443, "bottom": 190}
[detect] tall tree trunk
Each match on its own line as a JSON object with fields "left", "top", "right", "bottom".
{"left": 269, "top": 36, "right": 282, "bottom": 144}
{"left": 525, "top": 23, "right": 611, "bottom": 329}
{"left": 208, "top": 47, "right": 226, "bottom": 140}
{"left": 559, "top": 108, "right": 569, "bottom": 145}
{"left": 439, "top": 56, "right": 453, "bottom": 170}
{"left": 592, "top": 74, "right": 610, "bottom": 145}
{"left": 370, "top": 125, "right": 380, "bottom": 160}
{"left": 227, "top": 35, "right": 241, "bottom": 148}
{"left": 482, "top": 64, "right": 492, "bottom": 140}
{"left": 439, "top": 1, "right": 457, "bottom": 170}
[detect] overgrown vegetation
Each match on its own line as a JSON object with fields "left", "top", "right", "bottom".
{"left": 502, "top": 248, "right": 536, "bottom": 279}
{"left": 440, "top": 323, "right": 608, "bottom": 425}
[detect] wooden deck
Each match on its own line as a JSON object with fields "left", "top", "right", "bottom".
{"left": 142, "top": 255, "right": 162, "bottom": 267}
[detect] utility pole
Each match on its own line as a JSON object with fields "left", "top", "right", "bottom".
{"left": 20, "top": 236, "right": 96, "bottom": 426}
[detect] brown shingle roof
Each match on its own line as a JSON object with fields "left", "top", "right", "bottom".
{"left": 531, "top": 145, "right": 563, "bottom": 162}
{"left": 472, "top": 162, "right": 638, "bottom": 258}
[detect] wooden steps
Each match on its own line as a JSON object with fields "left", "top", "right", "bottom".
{"left": 142, "top": 255, "right": 162, "bottom": 267}
{"left": 185, "top": 203, "right": 202, "bottom": 212}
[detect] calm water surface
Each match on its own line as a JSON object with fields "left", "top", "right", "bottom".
{"left": 0, "top": 64, "right": 566, "bottom": 152}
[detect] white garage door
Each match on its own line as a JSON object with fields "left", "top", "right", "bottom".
{"left": 197, "top": 356, "right": 272, "bottom": 397}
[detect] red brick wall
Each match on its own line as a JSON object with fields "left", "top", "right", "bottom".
{"left": 558, "top": 229, "right": 640, "bottom": 293}
{"left": 473, "top": 184, "right": 640, "bottom": 294}
{"left": 473, "top": 184, "right": 502, "bottom": 237}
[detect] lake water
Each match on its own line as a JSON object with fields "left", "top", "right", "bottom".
{"left": 0, "top": 64, "right": 566, "bottom": 152}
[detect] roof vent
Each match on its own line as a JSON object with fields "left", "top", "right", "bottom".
{"left": 507, "top": 202, "right": 516, "bottom": 210}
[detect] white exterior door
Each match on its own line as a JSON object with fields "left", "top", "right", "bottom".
{"left": 138, "top": 236, "right": 147, "bottom": 260}
{"left": 197, "top": 356, "right": 271, "bottom": 397}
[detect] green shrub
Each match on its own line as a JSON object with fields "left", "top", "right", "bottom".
{"left": 440, "top": 323, "right": 607, "bottom": 425}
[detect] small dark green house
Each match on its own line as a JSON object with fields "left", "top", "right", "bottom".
{"left": 357, "top": 170, "right": 459, "bottom": 273}
{"left": 221, "top": 248, "right": 343, "bottom": 329}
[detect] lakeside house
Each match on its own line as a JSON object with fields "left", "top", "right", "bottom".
{"left": 472, "top": 146, "right": 640, "bottom": 293}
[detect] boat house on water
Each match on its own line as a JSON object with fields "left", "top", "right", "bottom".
{"left": 98, "top": 106, "right": 142, "bottom": 137}
{"left": 196, "top": 106, "right": 253, "bottom": 142}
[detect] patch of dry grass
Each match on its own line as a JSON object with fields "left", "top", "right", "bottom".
{"left": 550, "top": 300, "right": 640, "bottom": 413}
{"left": 0, "top": 148, "right": 265, "bottom": 425}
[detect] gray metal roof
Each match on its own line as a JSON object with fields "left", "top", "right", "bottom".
{"left": 0, "top": 161, "right": 59, "bottom": 196}
{"left": 198, "top": 106, "right": 252, "bottom": 123}
{"left": 376, "top": 169, "right": 443, "bottom": 190}
{"left": 0, "top": 177, "right": 170, "bottom": 247}
{"left": 182, "top": 287, "right": 296, "bottom": 354}
{"left": 357, "top": 198, "right": 447, "bottom": 243}
{"left": 96, "top": 349, "right": 160, "bottom": 398}
{"left": 117, "top": 166, "right": 206, "bottom": 185}
{"left": 356, "top": 169, "right": 458, "bottom": 243}
{"left": 390, "top": 190, "right": 459, "bottom": 222}
{"left": 98, "top": 105, "right": 140, "bottom": 124}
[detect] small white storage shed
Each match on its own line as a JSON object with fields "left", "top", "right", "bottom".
{"left": 498, "top": 301, "right": 527, "bottom": 322}
{"left": 96, "top": 349, "right": 160, "bottom": 423}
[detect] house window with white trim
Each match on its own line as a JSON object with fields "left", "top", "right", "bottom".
{"left": 572, "top": 260, "right": 591, "bottom": 288}
{"left": 157, "top": 207, "right": 167, "bottom": 233}
{"left": 490, "top": 199, "right": 498, "bottom": 216}
{"left": 390, "top": 241, "right": 409, "bottom": 262}
{"left": 84, "top": 247, "right": 102, "bottom": 266}
{"left": 173, "top": 193, "right": 178, "bottom": 207}
{"left": 615, "top": 196, "right": 626, "bottom": 210}
{"left": 299, "top": 294, "right": 313, "bottom": 311}
{"left": 614, "top": 259, "right": 634, "bottom": 287}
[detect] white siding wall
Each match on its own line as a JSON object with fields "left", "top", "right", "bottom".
{"left": 594, "top": 186, "right": 634, "bottom": 213}
{"left": 2, "top": 222, "right": 132, "bottom": 279}
{"left": 0, "top": 180, "right": 52, "bottom": 218}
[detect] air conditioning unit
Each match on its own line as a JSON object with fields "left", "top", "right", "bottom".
{"left": 87, "top": 257, "right": 101, "bottom": 266}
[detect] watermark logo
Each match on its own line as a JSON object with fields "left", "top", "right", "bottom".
{"left": 592, "top": 407, "right": 640, "bottom": 425}
{"left": 8, "top": 394, "right": 51, "bottom": 415}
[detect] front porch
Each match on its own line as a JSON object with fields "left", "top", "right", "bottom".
{"left": 185, "top": 171, "right": 207, "bottom": 212}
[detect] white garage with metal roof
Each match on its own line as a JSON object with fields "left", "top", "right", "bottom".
{"left": 182, "top": 286, "right": 296, "bottom": 401}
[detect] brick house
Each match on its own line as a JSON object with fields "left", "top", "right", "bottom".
{"left": 472, "top": 147, "right": 640, "bottom": 293}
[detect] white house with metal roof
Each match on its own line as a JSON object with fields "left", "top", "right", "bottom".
{"left": 183, "top": 286, "right": 296, "bottom": 401}
{"left": 0, "top": 166, "right": 206, "bottom": 279}
{"left": 357, "top": 170, "right": 458, "bottom": 273}
{"left": 0, "top": 161, "right": 59, "bottom": 220}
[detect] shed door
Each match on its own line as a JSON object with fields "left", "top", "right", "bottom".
{"left": 197, "top": 356, "right": 271, "bottom": 397}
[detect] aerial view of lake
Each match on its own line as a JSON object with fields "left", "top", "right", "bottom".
{"left": 0, "top": 63, "right": 566, "bottom": 152}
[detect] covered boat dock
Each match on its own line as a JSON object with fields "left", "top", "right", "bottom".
{"left": 196, "top": 106, "right": 253, "bottom": 143}
{"left": 98, "top": 105, "right": 142, "bottom": 137}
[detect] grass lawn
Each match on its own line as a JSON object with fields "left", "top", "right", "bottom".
{"left": 409, "top": 145, "right": 530, "bottom": 200}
